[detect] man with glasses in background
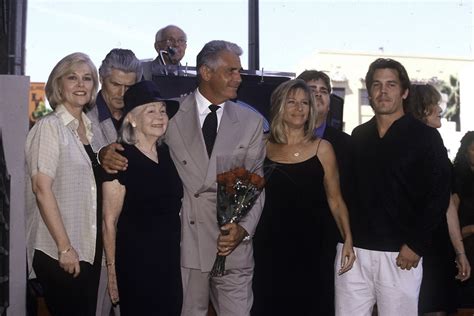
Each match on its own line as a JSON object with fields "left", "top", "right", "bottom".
{"left": 143, "top": 25, "right": 189, "bottom": 78}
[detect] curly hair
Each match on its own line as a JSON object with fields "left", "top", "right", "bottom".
{"left": 454, "top": 131, "right": 474, "bottom": 171}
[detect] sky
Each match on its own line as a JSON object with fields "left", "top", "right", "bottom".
{"left": 26, "top": 0, "right": 473, "bottom": 83}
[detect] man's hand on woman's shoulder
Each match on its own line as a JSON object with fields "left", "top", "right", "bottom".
{"left": 99, "top": 143, "right": 128, "bottom": 174}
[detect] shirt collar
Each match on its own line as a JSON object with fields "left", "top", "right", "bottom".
{"left": 195, "top": 88, "right": 225, "bottom": 115}
{"left": 314, "top": 121, "right": 327, "bottom": 138}
{"left": 56, "top": 104, "right": 93, "bottom": 142}
{"left": 96, "top": 90, "right": 113, "bottom": 123}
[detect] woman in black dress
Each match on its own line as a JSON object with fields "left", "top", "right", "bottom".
{"left": 102, "top": 80, "right": 182, "bottom": 315}
{"left": 453, "top": 131, "right": 474, "bottom": 308}
{"left": 252, "top": 79, "right": 355, "bottom": 315}
{"left": 406, "top": 84, "right": 470, "bottom": 316}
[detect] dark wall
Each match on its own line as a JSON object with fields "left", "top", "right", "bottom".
{"left": 0, "top": 0, "right": 8, "bottom": 74}
{"left": 0, "top": 130, "right": 10, "bottom": 316}
{"left": 0, "top": 0, "right": 27, "bottom": 75}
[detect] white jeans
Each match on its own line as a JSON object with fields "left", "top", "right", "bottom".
{"left": 334, "top": 244, "right": 423, "bottom": 316}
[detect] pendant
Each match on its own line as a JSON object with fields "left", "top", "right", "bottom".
{"left": 293, "top": 152, "right": 300, "bottom": 157}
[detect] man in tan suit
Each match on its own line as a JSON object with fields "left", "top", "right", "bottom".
{"left": 166, "top": 40, "right": 265, "bottom": 316}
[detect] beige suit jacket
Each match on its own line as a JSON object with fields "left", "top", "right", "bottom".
{"left": 166, "top": 92, "right": 265, "bottom": 272}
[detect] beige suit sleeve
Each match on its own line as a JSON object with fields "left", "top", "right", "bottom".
{"left": 238, "top": 116, "right": 266, "bottom": 237}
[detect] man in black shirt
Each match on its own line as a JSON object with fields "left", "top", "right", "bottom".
{"left": 334, "top": 58, "right": 451, "bottom": 315}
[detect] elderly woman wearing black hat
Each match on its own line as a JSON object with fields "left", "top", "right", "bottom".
{"left": 101, "top": 80, "right": 183, "bottom": 315}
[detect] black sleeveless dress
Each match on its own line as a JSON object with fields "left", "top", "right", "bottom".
{"left": 252, "top": 154, "right": 333, "bottom": 315}
{"left": 455, "top": 168, "right": 474, "bottom": 308}
{"left": 104, "top": 143, "right": 183, "bottom": 315}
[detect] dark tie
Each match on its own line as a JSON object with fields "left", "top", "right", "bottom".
{"left": 202, "top": 104, "right": 220, "bottom": 157}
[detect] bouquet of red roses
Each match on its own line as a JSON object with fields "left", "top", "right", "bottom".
{"left": 210, "top": 155, "right": 265, "bottom": 277}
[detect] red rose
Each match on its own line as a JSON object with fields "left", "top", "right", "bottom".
{"left": 249, "top": 173, "right": 265, "bottom": 189}
{"left": 224, "top": 172, "right": 237, "bottom": 186}
{"left": 217, "top": 173, "right": 226, "bottom": 185}
{"left": 233, "top": 167, "right": 249, "bottom": 180}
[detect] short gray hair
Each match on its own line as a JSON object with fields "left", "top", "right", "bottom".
{"left": 98, "top": 48, "right": 143, "bottom": 81}
{"left": 196, "top": 40, "right": 243, "bottom": 73}
{"left": 155, "top": 25, "right": 187, "bottom": 43}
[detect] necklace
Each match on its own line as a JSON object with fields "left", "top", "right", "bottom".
{"left": 290, "top": 141, "right": 305, "bottom": 158}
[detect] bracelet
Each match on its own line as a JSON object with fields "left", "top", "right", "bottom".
{"left": 456, "top": 252, "right": 466, "bottom": 256}
{"left": 58, "top": 246, "right": 72, "bottom": 255}
{"left": 106, "top": 261, "right": 115, "bottom": 267}
{"left": 96, "top": 148, "right": 103, "bottom": 166}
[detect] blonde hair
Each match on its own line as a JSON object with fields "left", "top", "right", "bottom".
{"left": 268, "top": 79, "right": 317, "bottom": 144}
{"left": 118, "top": 105, "right": 165, "bottom": 146}
{"left": 45, "top": 52, "right": 99, "bottom": 110}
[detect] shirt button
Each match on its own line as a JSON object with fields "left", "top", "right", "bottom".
{"left": 91, "top": 186, "right": 95, "bottom": 191}
{"left": 190, "top": 221, "right": 195, "bottom": 225}
{"left": 194, "top": 193, "right": 199, "bottom": 198}
{"left": 92, "top": 224, "right": 96, "bottom": 229}
{"left": 182, "top": 160, "right": 187, "bottom": 165}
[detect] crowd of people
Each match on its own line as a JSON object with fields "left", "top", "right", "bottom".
{"left": 24, "top": 24, "right": 473, "bottom": 316}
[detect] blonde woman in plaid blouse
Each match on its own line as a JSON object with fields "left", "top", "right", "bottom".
{"left": 25, "top": 52, "right": 102, "bottom": 316}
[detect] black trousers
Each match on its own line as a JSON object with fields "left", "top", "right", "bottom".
{"left": 32, "top": 247, "right": 101, "bottom": 316}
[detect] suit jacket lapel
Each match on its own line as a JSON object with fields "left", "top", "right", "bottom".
{"left": 174, "top": 94, "right": 209, "bottom": 177}
{"left": 200, "top": 101, "right": 241, "bottom": 191}
{"left": 101, "top": 119, "right": 118, "bottom": 144}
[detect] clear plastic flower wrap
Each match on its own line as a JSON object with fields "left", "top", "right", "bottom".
{"left": 210, "top": 154, "right": 265, "bottom": 277}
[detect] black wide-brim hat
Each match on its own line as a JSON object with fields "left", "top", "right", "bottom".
{"left": 123, "top": 80, "right": 179, "bottom": 118}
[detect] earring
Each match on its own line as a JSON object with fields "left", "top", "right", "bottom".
{"left": 131, "top": 122, "right": 137, "bottom": 128}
